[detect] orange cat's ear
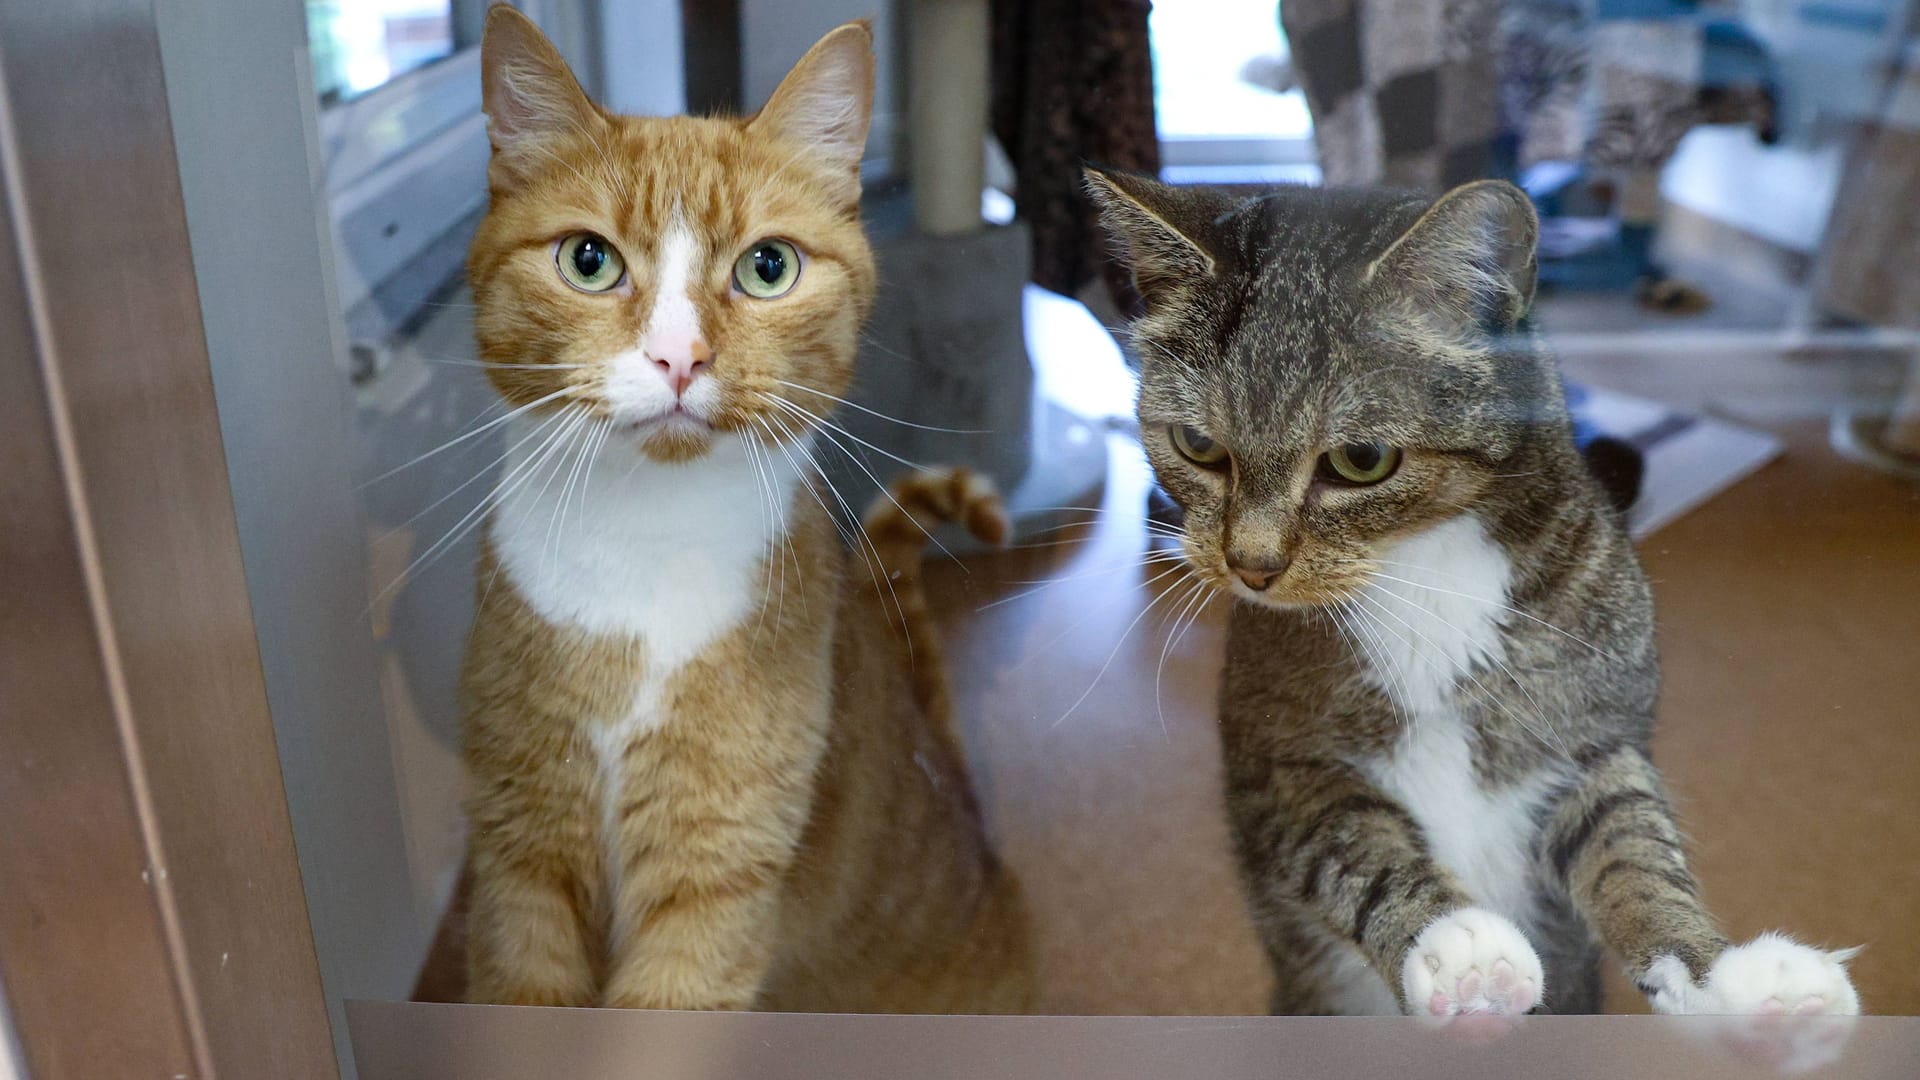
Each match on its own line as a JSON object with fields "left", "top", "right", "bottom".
{"left": 747, "top": 21, "right": 875, "bottom": 202}
{"left": 480, "top": 3, "right": 601, "bottom": 181}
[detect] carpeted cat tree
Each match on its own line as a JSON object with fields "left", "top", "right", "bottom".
{"left": 838, "top": 0, "right": 1107, "bottom": 542}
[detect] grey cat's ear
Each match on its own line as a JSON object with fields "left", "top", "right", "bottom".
{"left": 748, "top": 21, "right": 875, "bottom": 202}
{"left": 1367, "top": 180, "right": 1539, "bottom": 328}
{"left": 1085, "top": 168, "right": 1220, "bottom": 309}
{"left": 480, "top": 5, "right": 602, "bottom": 172}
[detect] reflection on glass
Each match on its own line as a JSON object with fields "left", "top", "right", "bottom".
{"left": 308, "top": 0, "right": 455, "bottom": 105}
{"left": 319, "top": 0, "right": 1916, "bottom": 1042}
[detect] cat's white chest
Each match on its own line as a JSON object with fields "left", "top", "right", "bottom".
{"left": 490, "top": 419, "right": 803, "bottom": 948}
{"left": 489, "top": 419, "right": 804, "bottom": 715}
{"left": 1351, "top": 515, "right": 1511, "bottom": 713}
{"left": 1362, "top": 714, "right": 1559, "bottom": 928}
{"left": 1348, "top": 515, "right": 1558, "bottom": 926}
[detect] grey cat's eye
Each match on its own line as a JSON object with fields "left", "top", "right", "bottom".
{"left": 734, "top": 239, "right": 802, "bottom": 299}
{"left": 555, "top": 232, "right": 626, "bottom": 293}
{"left": 1169, "top": 424, "right": 1229, "bottom": 468}
{"left": 1320, "top": 442, "right": 1401, "bottom": 485}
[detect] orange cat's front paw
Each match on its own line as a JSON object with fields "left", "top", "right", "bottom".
{"left": 602, "top": 964, "right": 759, "bottom": 1011}
{"left": 466, "top": 975, "right": 597, "bottom": 1008}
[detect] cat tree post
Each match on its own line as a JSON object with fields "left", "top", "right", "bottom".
{"left": 842, "top": 0, "right": 1106, "bottom": 542}
{"left": 908, "top": 0, "right": 987, "bottom": 237}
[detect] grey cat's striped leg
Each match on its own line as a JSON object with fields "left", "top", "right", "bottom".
{"left": 1260, "top": 904, "right": 1400, "bottom": 1015}
{"left": 1545, "top": 744, "right": 1860, "bottom": 1016}
{"left": 1528, "top": 887, "right": 1605, "bottom": 1014}
{"left": 1231, "top": 756, "right": 1542, "bottom": 1016}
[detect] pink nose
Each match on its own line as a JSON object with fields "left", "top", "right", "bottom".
{"left": 651, "top": 340, "right": 712, "bottom": 397}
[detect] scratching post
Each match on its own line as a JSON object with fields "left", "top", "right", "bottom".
{"left": 834, "top": 0, "right": 1107, "bottom": 545}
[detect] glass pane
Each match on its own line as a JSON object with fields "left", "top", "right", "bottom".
{"left": 269, "top": 0, "right": 1920, "bottom": 1059}
{"left": 307, "top": 0, "right": 456, "bottom": 105}
{"left": 1151, "top": 0, "right": 1312, "bottom": 142}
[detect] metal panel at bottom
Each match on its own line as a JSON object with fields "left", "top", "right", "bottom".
{"left": 348, "top": 1004, "right": 1920, "bottom": 1080}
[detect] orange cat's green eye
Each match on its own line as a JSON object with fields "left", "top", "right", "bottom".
{"left": 556, "top": 232, "right": 625, "bottom": 293}
{"left": 734, "top": 239, "right": 801, "bottom": 299}
{"left": 1321, "top": 442, "right": 1402, "bottom": 485}
{"left": 1170, "top": 424, "right": 1229, "bottom": 468}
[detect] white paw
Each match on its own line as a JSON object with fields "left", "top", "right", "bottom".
{"left": 1645, "top": 933, "right": 1861, "bottom": 1016}
{"left": 1401, "top": 907, "right": 1544, "bottom": 1017}
{"left": 1647, "top": 934, "right": 1861, "bottom": 1075}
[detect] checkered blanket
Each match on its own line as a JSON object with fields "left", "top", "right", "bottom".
{"left": 1282, "top": 0, "right": 1507, "bottom": 188}
{"left": 1280, "top": 0, "right": 1775, "bottom": 189}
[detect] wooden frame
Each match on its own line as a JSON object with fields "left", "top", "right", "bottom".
{"left": 0, "top": 0, "right": 338, "bottom": 1075}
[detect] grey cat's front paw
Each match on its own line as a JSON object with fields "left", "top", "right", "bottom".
{"left": 1647, "top": 934, "right": 1860, "bottom": 1075}
{"left": 1401, "top": 907, "right": 1543, "bottom": 1017}
{"left": 1645, "top": 933, "right": 1860, "bottom": 1016}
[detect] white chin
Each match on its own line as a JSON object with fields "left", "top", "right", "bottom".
{"left": 623, "top": 411, "right": 710, "bottom": 436}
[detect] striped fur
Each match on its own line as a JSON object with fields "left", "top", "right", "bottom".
{"left": 860, "top": 468, "right": 1009, "bottom": 729}
{"left": 458, "top": 9, "right": 1031, "bottom": 1013}
{"left": 1093, "top": 171, "right": 1859, "bottom": 1019}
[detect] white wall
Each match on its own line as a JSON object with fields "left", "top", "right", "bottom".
{"left": 600, "top": 0, "right": 687, "bottom": 116}
{"left": 1662, "top": 127, "right": 1844, "bottom": 255}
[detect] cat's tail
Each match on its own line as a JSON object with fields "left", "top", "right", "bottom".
{"left": 859, "top": 467, "right": 1008, "bottom": 725}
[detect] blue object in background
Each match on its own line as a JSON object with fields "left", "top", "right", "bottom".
{"left": 1505, "top": 7, "right": 1779, "bottom": 291}
{"left": 1566, "top": 381, "right": 1603, "bottom": 449}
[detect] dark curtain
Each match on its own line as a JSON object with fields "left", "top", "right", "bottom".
{"left": 991, "top": 0, "right": 1161, "bottom": 307}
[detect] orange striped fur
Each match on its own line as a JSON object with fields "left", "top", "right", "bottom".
{"left": 456, "top": 6, "right": 1032, "bottom": 1013}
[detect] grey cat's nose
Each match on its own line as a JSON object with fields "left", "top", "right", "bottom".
{"left": 1230, "top": 557, "right": 1290, "bottom": 591}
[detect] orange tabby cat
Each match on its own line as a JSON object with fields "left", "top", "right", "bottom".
{"left": 457, "top": 6, "right": 1033, "bottom": 1012}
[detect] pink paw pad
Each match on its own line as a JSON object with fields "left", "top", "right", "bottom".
{"left": 1403, "top": 908, "right": 1546, "bottom": 1020}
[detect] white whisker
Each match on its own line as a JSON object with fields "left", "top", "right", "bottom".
{"left": 1338, "top": 598, "right": 1415, "bottom": 735}
{"left": 764, "top": 408, "right": 912, "bottom": 655}
{"left": 360, "top": 384, "right": 577, "bottom": 488}
{"left": 1155, "top": 578, "right": 1212, "bottom": 740}
{"left": 774, "top": 379, "right": 988, "bottom": 433}
{"left": 369, "top": 406, "right": 588, "bottom": 610}
{"left": 769, "top": 395, "right": 962, "bottom": 569}
{"left": 420, "top": 357, "right": 588, "bottom": 371}
{"left": 1353, "top": 563, "right": 1617, "bottom": 659}
{"left": 476, "top": 412, "right": 584, "bottom": 609}
{"left": 765, "top": 393, "right": 929, "bottom": 472}
{"left": 543, "top": 415, "right": 603, "bottom": 576}
{"left": 1364, "top": 586, "right": 1571, "bottom": 757}
{"left": 1048, "top": 564, "right": 1194, "bottom": 731}
{"left": 378, "top": 406, "right": 571, "bottom": 539}
{"left": 977, "top": 552, "right": 1188, "bottom": 612}
{"left": 1353, "top": 591, "right": 1565, "bottom": 756}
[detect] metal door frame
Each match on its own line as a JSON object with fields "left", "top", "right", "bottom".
{"left": 0, "top": 0, "right": 340, "bottom": 1075}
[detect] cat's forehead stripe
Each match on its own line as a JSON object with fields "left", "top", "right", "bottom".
{"left": 642, "top": 213, "right": 703, "bottom": 350}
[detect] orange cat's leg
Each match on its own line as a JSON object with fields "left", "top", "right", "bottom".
{"left": 599, "top": 887, "right": 779, "bottom": 1006}
{"left": 464, "top": 850, "right": 598, "bottom": 1007}
{"left": 599, "top": 846, "right": 788, "bottom": 1010}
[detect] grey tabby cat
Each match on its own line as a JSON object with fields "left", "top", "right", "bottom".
{"left": 1087, "top": 171, "right": 1860, "bottom": 1019}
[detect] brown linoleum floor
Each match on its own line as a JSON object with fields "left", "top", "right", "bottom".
{"left": 924, "top": 419, "right": 1920, "bottom": 1016}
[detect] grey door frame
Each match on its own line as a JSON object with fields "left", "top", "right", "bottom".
{"left": 0, "top": 0, "right": 341, "bottom": 1075}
